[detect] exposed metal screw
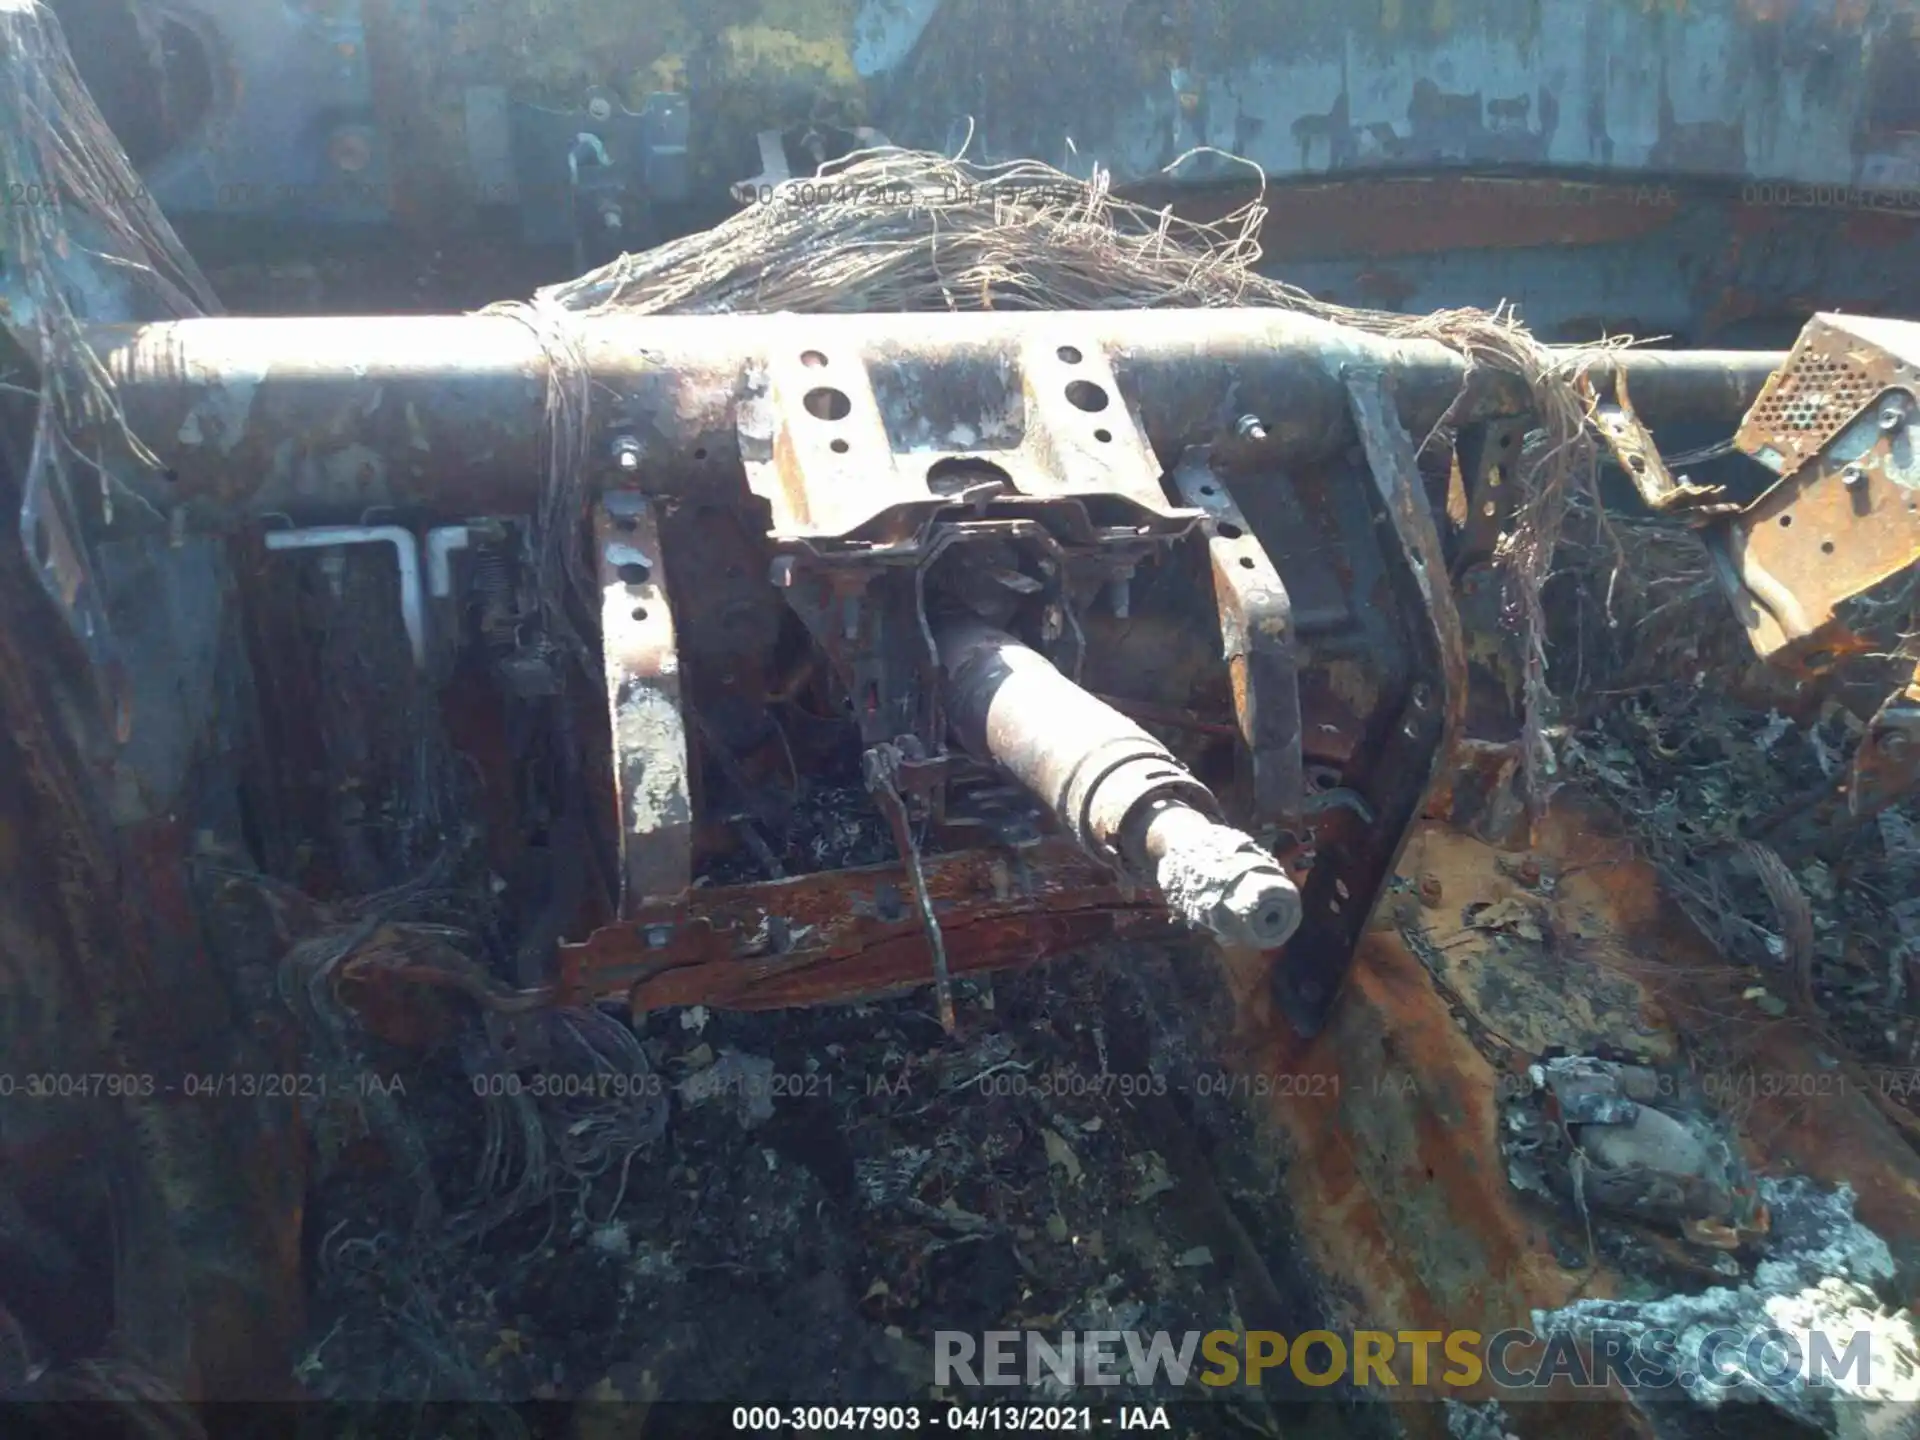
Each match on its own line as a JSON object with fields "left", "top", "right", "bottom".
{"left": 1842, "top": 464, "right": 1867, "bottom": 489}
{"left": 1882, "top": 405, "right": 1909, "bottom": 433}
{"left": 612, "top": 435, "right": 642, "bottom": 472}
{"left": 587, "top": 95, "right": 614, "bottom": 122}
{"left": 1235, "top": 414, "right": 1267, "bottom": 441}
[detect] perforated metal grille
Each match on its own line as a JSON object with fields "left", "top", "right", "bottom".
{"left": 1743, "top": 343, "right": 1875, "bottom": 455}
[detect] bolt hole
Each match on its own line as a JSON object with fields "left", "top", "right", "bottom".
{"left": 1057, "top": 345, "right": 1083, "bottom": 364}
{"left": 1628, "top": 454, "right": 1647, "bottom": 474}
{"left": 1312, "top": 770, "right": 1339, "bottom": 791}
{"left": 1065, "top": 379, "right": 1109, "bottom": 413}
{"left": 1498, "top": 434, "right": 1514, "bottom": 449}
{"left": 804, "top": 387, "right": 851, "bottom": 421}
{"left": 1779, "top": 514, "right": 1794, "bottom": 527}
{"left": 162, "top": 468, "right": 179, "bottom": 485}
{"left": 1238, "top": 556, "right": 1256, "bottom": 570}
{"left": 614, "top": 515, "right": 637, "bottom": 533}
{"left": 1481, "top": 501, "right": 1497, "bottom": 518}
{"left": 1199, "top": 484, "right": 1216, "bottom": 496}
{"left": 1094, "top": 428, "right": 1112, "bottom": 443}
{"left": 631, "top": 606, "right": 649, "bottom": 621}
{"left": 618, "top": 561, "right": 651, "bottom": 585}
{"left": 801, "top": 350, "right": 829, "bottom": 369}
{"left": 830, "top": 438, "right": 850, "bottom": 454}
{"left": 1822, "top": 540, "right": 1835, "bottom": 554}
{"left": 1217, "top": 521, "right": 1245, "bottom": 539}
{"left": 694, "top": 447, "right": 708, "bottom": 461}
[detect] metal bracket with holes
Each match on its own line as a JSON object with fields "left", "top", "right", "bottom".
{"left": 1714, "top": 314, "right": 1920, "bottom": 673}
{"left": 1589, "top": 370, "right": 1728, "bottom": 515}
{"left": 597, "top": 493, "right": 693, "bottom": 913}
{"left": 1451, "top": 416, "right": 1525, "bottom": 573}
{"left": 1269, "top": 368, "right": 1465, "bottom": 1038}
{"left": 1172, "top": 447, "right": 1303, "bottom": 825}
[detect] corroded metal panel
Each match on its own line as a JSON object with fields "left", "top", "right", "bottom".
{"left": 596, "top": 492, "right": 693, "bottom": 911}
{"left": 90, "top": 0, "right": 1920, "bottom": 232}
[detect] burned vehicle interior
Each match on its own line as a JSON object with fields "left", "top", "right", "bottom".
{"left": 4, "top": 0, "right": 1920, "bottom": 1435}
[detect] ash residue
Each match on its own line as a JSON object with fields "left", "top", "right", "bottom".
{"left": 296, "top": 945, "right": 1374, "bottom": 1435}
{"left": 701, "top": 779, "right": 898, "bottom": 886}
{"left": 1446, "top": 1399, "right": 1521, "bottom": 1440}
{"left": 1536, "top": 1178, "right": 1920, "bottom": 1436}
{"left": 1566, "top": 685, "right": 1920, "bottom": 1079}
{"left": 1502, "top": 1055, "right": 1762, "bottom": 1245}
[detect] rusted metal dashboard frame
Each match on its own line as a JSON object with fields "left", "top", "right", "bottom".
{"left": 1711, "top": 313, "right": 1920, "bottom": 820}
{"left": 72, "top": 312, "right": 1779, "bottom": 1035}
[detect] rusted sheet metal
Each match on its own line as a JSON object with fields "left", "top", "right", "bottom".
{"left": 1448, "top": 415, "right": 1526, "bottom": 574}
{"left": 0, "top": 504, "right": 305, "bottom": 1398}
{"left": 1171, "top": 446, "right": 1303, "bottom": 824}
{"left": 1591, "top": 372, "right": 1731, "bottom": 514}
{"left": 1209, "top": 809, "right": 1920, "bottom": 1435}
{"left": 1169, "top": 176, "right": 1920, "bottom": 345}
{"left": 1717, "top": 314, "right": 1920, "bottom": 666}
{"left": 1209, "top": 934, "right": 1647, "bottom": 1438}
{"left": 1272, "top": 368, "right": 1466, "bottom": 1037}
{"left": 860, "top": 0, "right": 1900, "bottom": 192}
{"left": 741, "top": 326, "right": 1182, "bottom": 542}
{"left": 1150, "top": 175, "right": 1688, "bottom": 264}
{"left": 595, "top": 492, "right": 692, "bottom": 911}
{"left": 742, "top": 333, "right": 901, "bottom": 541}
{"left": 128, "top": 0, "right": 1917, "bottom": 239}
{"left": 87, "top": 313, "right": 1784, "bottom": 527}
{"left": 558, "top": 838, "right": 1172, "bottom": 1010}
{"left": 1734, "top": 312, "right": 1920, "bottom": 474}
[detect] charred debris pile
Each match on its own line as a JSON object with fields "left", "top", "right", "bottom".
{"left": 2, "top": 11, "right": 1919, "bottom": 1426}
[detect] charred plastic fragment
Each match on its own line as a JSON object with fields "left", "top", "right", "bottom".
{"left": 935, "top": 616, "right": 1302, "bottom": 949}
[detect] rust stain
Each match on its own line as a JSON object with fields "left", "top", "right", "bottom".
{"left": 1534, "top": 804, "right": 1920, "bottom": 1253}
{"left": 1194, "top": 799, "right": 1920, "bottom": 1428}
{"left": 1215, "top": 938, "right": 1636, "bottom": 1435}
{"left": 1148, "top": 176, "right": 1681, "bottom": 263}
{"left": 1322, "top": 656, "right": 1380, "bottom": 717}
{"left": 559, "top": 839, "right": 1173, "bottom": 1012}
